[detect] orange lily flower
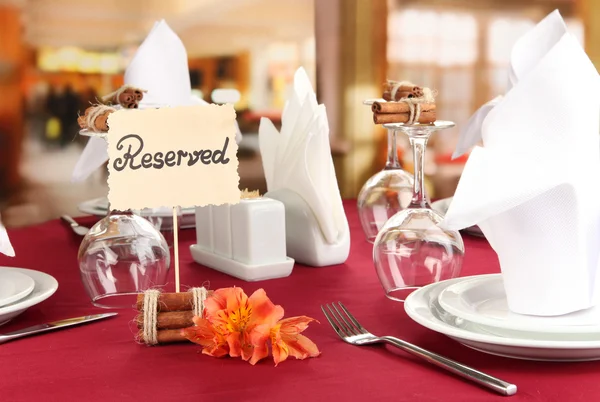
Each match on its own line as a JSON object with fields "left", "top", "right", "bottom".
{"left": 205, "top": 287, "right": 284, "bottom": 365}
{"left": 270, "top": 316, "right": 320, "bottom": 366}
{"left": 181, "top": 316, "right": 229, "bottom": 357}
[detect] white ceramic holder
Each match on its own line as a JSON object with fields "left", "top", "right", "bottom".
{"left": 265, "top": 188, "right": 350, "bottom": 267}
{"left": 190, "top": 197, "right": 294, "bottom": 281}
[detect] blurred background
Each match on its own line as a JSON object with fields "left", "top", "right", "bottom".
{"left": 0, "top": 0, "right": 594, "bottom": 227}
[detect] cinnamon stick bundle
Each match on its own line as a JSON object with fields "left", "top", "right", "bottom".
{"left": 77, "top": 105, "right": 115, "bottom": 132}
{"left": 372, "top": 102, "right": 436, "bottom": 114}
{"left": 138, "top": 329, "right": 187, "bottom": 344}
{"left": 373, "top": 111, "right": 436, "bottom": 125}
{"left": 102, "top": 85, "right": 146, "bottom": 109}
{"left": 383, "top": 82, "right": 424, "bottom": 101}
{"left": 136, "top": 310, "right": 194, "bottom": 330}
{"left": 383, "top": 91, "right": 414, "bottom": 100}
{"left": 138, "top": 292, "right": 189, "bottom": 312}
{"left": 136, "top": 291, "right": 213, "bottom": 312}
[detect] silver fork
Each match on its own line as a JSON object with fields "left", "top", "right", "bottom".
{"left": 321, "top": 302, "right": 517, "bottom": 396}
{"left": 60, "top": 215, "right": 90, "bottom": 236}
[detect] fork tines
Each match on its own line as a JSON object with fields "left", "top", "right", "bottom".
{"left": 321, "top": 302, "right": 367, "bottom": 339}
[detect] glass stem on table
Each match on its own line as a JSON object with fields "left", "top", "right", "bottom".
{"left": 384, "top": 129, "right": 402, "bottom": 170}
{"left": 408, "top": 130, "right": 430, "bottom": 209}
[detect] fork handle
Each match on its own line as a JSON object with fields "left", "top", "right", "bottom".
{"left": 381, "top": 336, "right": 517, "bottom": 396}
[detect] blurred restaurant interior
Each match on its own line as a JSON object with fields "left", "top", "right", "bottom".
{"left": 0, "top": 0, "right": 595, "bottom": 227}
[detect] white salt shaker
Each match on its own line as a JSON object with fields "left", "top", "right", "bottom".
{"left": 190, "top": 196, "right": 294, "bottom": 281}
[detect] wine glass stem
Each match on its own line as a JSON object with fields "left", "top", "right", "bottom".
{"left": 409, "top": 135, "right": 429, "bottom": 208}
{"left": 384, "top": 129, "right": 401, "bottom": 169}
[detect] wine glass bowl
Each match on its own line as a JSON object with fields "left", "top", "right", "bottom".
{"left": 373, "top": 121, "right": 464, "bottom": 301}
{"left": 374, "top": 207, "right": 464, "bottom": 301}
{"left": 78, "top": 211, "right": 171, "bottom": 308}
{"left": 358, "top": 168, "right": 413, "bottom": 243}
{"left": 357, "top": 123, "right": 414, "bottom": 243}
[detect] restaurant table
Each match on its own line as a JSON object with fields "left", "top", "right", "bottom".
{"left": 1, "top": 201, "right": 599, "bottom": 402}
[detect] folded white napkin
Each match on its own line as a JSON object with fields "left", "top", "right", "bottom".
{"left": 124, "top": 20, "right": 202, "bottom": 108}
{"left": 453, "top": 10, "right": 567, "bottom": 159}
{"left": 72, "top": 20, "right": 241, "bottom": 182}
{"left": 442, "top": 11, "right": 600, "bottom": 316}
{"left": 259, "top": 67, "right": 347, "bottom": 244}
{"left": 0, "top": 216, "right": 15, "bottom": 257}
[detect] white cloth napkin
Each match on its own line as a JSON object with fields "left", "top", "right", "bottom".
{"left": 441, "top": 11, "right": 600, "bottom": 316}
{"left": 72, "top": 20, "right": 241, "bottom": 182}
{"left": 0, "top": 216, "right": 15, "bottom": 257}
{"left": 124, "top": 20, "right": 202, "bottom": 108}
{"left": 453, "top": 10, "right": 567, "bottom": 159}
{"left": 259, "top": 67, "right": 347, "bottom": 244}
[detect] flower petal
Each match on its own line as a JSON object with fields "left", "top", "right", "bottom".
{"left": 248, "top": 289, "right": 284, "bottom": 327}
{"left": 205, "top": 287, "right": 243, "bottom": 320}
{"left": 181, "top": 317, "right": 216, "bottom": 348}
{"left": 272, "top": 341, "right": 289, "bottom": 366}
{"left": 278, "top": 316, "right": 317, "bottom": 336}
{"left": 269, "top": 317, "right": 320, "bottom": 365}
{"left": 182, "top": 317, "right": 230, "bottom": 357}
{"left": 202, "top": 344, "right": 229, "bottom": 358}
{"left": 285, "top": 334, "right": 321, "bottom": 360}
{"left": 248, "top": 323, "right": 272, "bottom": 365}
{"left": 270, "top": 323, "right": 289, "bottom": 366}
{"left": 226, "top": 331, "right": 243, "bottom": 358}
{"left": 192, "top": 315, "right": 205, "bottom": 326}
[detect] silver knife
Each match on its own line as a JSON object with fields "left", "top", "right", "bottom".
{"left": 0, "top": 313, "right": 117, "bottom": 344}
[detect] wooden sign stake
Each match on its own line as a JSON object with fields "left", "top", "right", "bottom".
{"left": 173, "top": 207, "right": 180, "bottom": 293}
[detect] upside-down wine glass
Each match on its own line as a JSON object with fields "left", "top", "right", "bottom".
{"left": 373, "top": 121, "right": 464, "bottom": 302}
{"left": 78, "top": 210, "right": 171, "bottom": 308}
{"left": 357, "top": 124, "right": 414, "bottom": 243}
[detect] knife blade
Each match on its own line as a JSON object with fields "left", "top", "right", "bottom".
{"left": 0, "top": 312, "right": 117, "bottom": 344}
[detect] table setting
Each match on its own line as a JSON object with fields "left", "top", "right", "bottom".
{"left": 2, "top": 9, "right": 600, "bottom": 401}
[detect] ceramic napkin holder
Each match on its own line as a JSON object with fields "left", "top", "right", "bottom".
{"left": 265, "top": 188, "right": 350, "bottom": 267}
{"left": 190, "top": 197, "right": 294, "bottom": 281}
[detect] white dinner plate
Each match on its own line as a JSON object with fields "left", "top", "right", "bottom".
{"left": 405, "top": 276, "right": 600, "bottom": 361}
{"left": 78, "top": 197, "right": 196, "bottom": 227}
{"left": 78, "top": 129, "right": 106, "bottom": 138}
{"left": 431, "top": 197, "right": 484, "bottom": 237}
{"left": 78, "top": 197, "right": 109, "bottom": 217}
{"left": 0, "top": 267, "right": 59, "bottom": 326}
{"left": 438, "top": 274, "right": 600, "bottom": 334}
{"left": 0, "top": 270, "right": 35, "bottom": 308}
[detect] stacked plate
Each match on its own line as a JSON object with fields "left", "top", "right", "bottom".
{"left": 405, "top": 274, "right": 600, "bottom": 361}
{"left": 78, "top": 197, "right": 196, "bottom": 228}
{"left": 0, "top": 267, "right": 58, "bottom": 326}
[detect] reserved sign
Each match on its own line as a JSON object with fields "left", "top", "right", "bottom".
{"left": 106, "top": 104, "right": 240, "bottom": 210}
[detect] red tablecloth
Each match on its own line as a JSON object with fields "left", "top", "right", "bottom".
{"left": 1, "top": 201, "right": 599, "bottom": 402}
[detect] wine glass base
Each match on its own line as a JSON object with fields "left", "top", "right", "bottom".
{"left": 385, "top": 287, "right": 420, "bottom": 302}
{"left": 92, "top": 292, "right": 141, "bottom": 309}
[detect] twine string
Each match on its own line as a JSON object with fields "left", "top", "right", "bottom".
{"left": 142, "top": 289, "right": 161, "bottom": 346}
{"left": 101, "top": 85, "right": 147, "bottom": 104}
{"left": 388, "top": 80, "right": 435, "bottom": 125}
{"left": 85, "top": 105, "right": 115, "bottom": 132}
{"left": 191, "top": 287, "right": 208, "bottom": 318}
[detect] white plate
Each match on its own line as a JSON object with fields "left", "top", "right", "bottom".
{"left": 431, "top": 198, "right": 484, "bottom": 237}
{"left": 405, "top": 275, "right": 600, "bottom": 361}
{"left": 438, "top": 275, "right": 600, "bottom": 334}
{"left": 78, "top": 197, "right": 196, "bottom": 223}
{"left": 78, "top": 129, "right": 107, "bottom": 138}
{"left": 0, "top": 267, "right": 59, "bottom": 326}
{"left": 0, "top": 270, "right": 35, "bottom": 307}
{"left": 78, "top": 197, "right": 109, "bottom": 217}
